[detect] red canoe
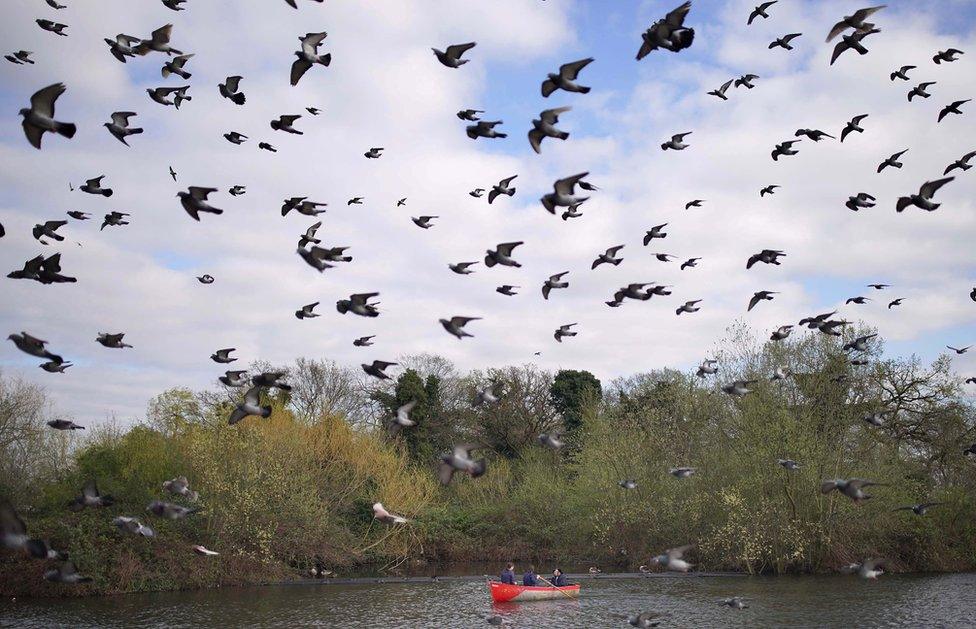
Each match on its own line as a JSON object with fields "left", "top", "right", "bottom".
{"left": 488, "top": 580, "right": 580, "bottom": 602}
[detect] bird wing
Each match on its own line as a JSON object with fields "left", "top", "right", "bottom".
{"left": 224, "top": 75, "right": 242, "bottom": 92}
{"left": 445, "top": 42, "right": 476, "bottom": 58}
{"left": 110, "top": 111, "right": 136, "bottom": 126}
{"left": 499, "top": 175, "right": 518, "bottom": 187}
{"left": 449, "top": 316, "right": 480, "bottom": 327}
{"left": 372, "top": 360, "right": 397, "bottom": 369}
{"left": 290, "top": 58, "right": 312, "bottom": 85}
{"left": 747, "top": 293, "right": 762, "bottom": 311}
{"left": 188, "top": 186, "right": 216, "bottom": 200}
{"left": 559, "top": 57, "right": 593, "bottom": 80}
{"left": 665, "top": 1, "right": 692, "bottom": 28}
{"left": 919, "top": 177, "right": 953, "bottom": 198}
{"left": 301, "top": 31, "right": 328, "bottom": 53}
{"left": 437, "top": 461, "right": 456, "bottom": 485}
{"left": 350, "top": 292, "right": 380, "bottom": 306}
{"left": 553, "top": 172, "right": 588, "bottom": 195}
{"left": 279, "top": 114, "right": 302, "bottom": 126}
{"left": 30, "top": 82, "right": 65, "bottom": 118}
{"left": 540, "top": 106, "right": 571, "bottom": 124}
{"left": 496, "top": 241, "right": 523, "bottom": 256}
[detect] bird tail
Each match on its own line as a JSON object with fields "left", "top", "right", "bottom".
{"left": 484, "top": 257, "right": 496, "bottom": 268}
{"left": 612, "top": 259, "right": 622, "bottom": 266}
{"left": 578, "top": 86, "right": 591, "bottom": 94}
{"left": 259, "top": 406, "right": 272, "bottom": 419}
{"left": 506, "top": 188, "right": 515, "bottom": 197}
{"left": 557, "top": 131, "right": 570, "bottom": 140}
{"left": 161, "top": 67, "right": 171, "bottom": 78}
{"left": 101, "top": 189, "right": 113, "bottom": 197}
{"left": 319, "top": 53, "right": 332, "bottom": 67}
{"left": 56, "top": 122, "right": 77, "bottom": 139}
{"left": 131, "top": 127, "right": 144, "bottom": 135}
{"left": 470, "top": 459, "right": 487, "bottom": 479}
{"left": 232, "top": 93, "right": 245, "bottom": 105}
{"left": 496, "top": 132, "right": 508, "bottom": 138}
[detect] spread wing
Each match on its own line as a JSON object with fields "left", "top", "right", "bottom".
{"left": 553, "top": 172, "right": 588, "bottom": 195}
{"left": 666, "top": 1, "right": 692, "bottom": 29}
{"left": 30, "top": 82, "right": 65, "bottom": 118}
{"left": 445, "top": 42, "right": 476, "bottom": 58}
{"left": 540, "top": 107, "right": 570, "bottom": 124}
{"left": 188, "top": 186, "right": 216, "bottom": 200}
{"left": 559, "top": 57, "right": 593, "bottom": 80}
{"left": 919, "top": 177, "right": 953, "bottom": 198}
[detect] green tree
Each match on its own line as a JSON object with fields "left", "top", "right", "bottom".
{"left": 550, "top": 369, "right": 602, "bottom": 435}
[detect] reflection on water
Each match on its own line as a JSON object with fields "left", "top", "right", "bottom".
{"left": 2, "top": 572, "right": 974, "bottom": 628}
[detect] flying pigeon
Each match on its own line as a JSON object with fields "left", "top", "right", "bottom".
{"left": 162, "top": 476, "right": 199, "bottom": 501}
{"left": 485, "top": 242, "right": 523, "bottom": 268}
{"left": 890, "top": 65, "right": 916, "bottom": 81}
{"left": 708, "top": 79, "right": 734, "bottom": 100}
{"left": 748, "top": 1, "right": 777, "bottom": 25}
{"left": 353, "top": 336, "right": 375, "bottom": 347}
{"left": 295, "top": 302, "right": 320, "bottom": 319}
{"left": 542, "top": 272, "right": 569, "bottom": 299}
{"left": 746, "top": 249, "right": 786, "bottom": 269}
{"left": 769, "top": 33, "right": 802, "bottom": 50}
{"left": 938, "top": 99, "right": 970, "bottom": 123}
{"left": 161, "top": 53, "right": 194, "bottom": 79}
{"left": 146, "top": 501, "right": 199, "bottom": 519}
{"left": 888, "top": 298, "right": 904, "bottom": 308}
{"left": 372, "top": 502, "right": 408, "bottom": 525}
{"left": 748, "top": 291, "right": 777, "bottom": 311}
{"left": 20, "top": 83, "right": 76, "bottom": 149}
{"left": 177, "top": 187, "right": 223, "bottom": 221}
{"left": 364, "top": 147, "right": 384, "bottom": 158}
{"left": 643, "top": 224, "right": 668, "bottom": 244}
{"left": 722, "top": 380, "right": 756, "bottom": 396}
{"left": 772, "top": 140, "right": 800, "bottom": 160}
{"left": 105, "top": 34, "right": 141, "bottom": 63}
{"left": 662, "top": 132, "right": 692, "bottom": 151}
{"left": 944, "top": 150, "right": 976, "bottom": 175}
{"left": 362, "top": 360, "right": 397, "bottom": 380}
{"left": 722, "top": 597, "right": 749, "bottom": 609}
{"left": 933, "top": 48, "right": 964, "bottom": 64}
{"left": 946, "top": 345, "right": 971, "bottom": 355}
{"left": 440, "top": 316, "right": 480, "bottom": 339}
{"left": 449, "top": 261, "right": 478, "bottom": 275}
{"left": 271, "top": 114, "right": 303, "bottom": 134}
{"left": 412, "top": 216, "right": 437, "bottom": 229}
{"left": 147, "top": 85, "right": 191, "bottom": 108}
{"left": 538, "top": 433, "right": 565, "bottom": 449}
{"left": 337, "top": 293, "right": 380, "bottom": 317}
{"left": 100, "top": 212, "right": 130, "bottom": 231}
{"left": 466, "top": 120, "right": 506, "bottom": 139}
{"left": 554, "top": 323, "right": 578, "bottom": 343}
{"left": 96, "top": 332, "right": 132, "bottom": 349}
{"left": 845, "top": 296, "right": 871, "bottom": 305}
{"left": 456, "top": 109, "right": 483, "bottom": 121}
{"left": 44, "top": 561, "right": 92, "bottom": 584}
{"left": 541, "top": 172, "right": 589, "bottom": 213}
{"left": 867, "top": 283, "right": 889, "bottom": 290}
{"left": 228, "top": 385, "right": 271, "bottom": 425}
{"left": 529, "top": 107, "right": 571, "bottom": 153}
{"left": 36, "top": 19, "right": 68, "bottom": 36}
{"left": 291, "top": 32, "right": 331, "bottom": 85}
{"left": 907, "top": 81, "right": 935, "bottom": 101}
{"left": 258, "top": 141, "right": 277, "bottom": 152}
{"left": 841, "top": 114, "right": 868, "bottom": 142}
{"left": 433, "top": 42, "right": 476, "bottom": 68}
{"left": 734, "top": 74, "right": 759, "bottom": 89}
{"left": 760, "top": 185, "right": 780, "bottom": 196}
{"left": 680, "top": 257, "right": 701, "bottom": 270}
{"left": 896, "top": 177, "right": 954, "bottom": 212}
{"left": 496, "top": 285, "right": 519, "bottom": 296}
{"left": 826, "top": 6, "right": 886, "bottom": 42}
{"left": 846, "top": 192, "right": 876, "bottom": 211}
{"left": 113, "top": 516, "right": 154, "bottom": 537}
{"left": 104, "top": 112, "right": 143, "bottom": 146}
{"left": 5, "top": 50, "right": 35, "bottom": 65}
{"left": 438, "top": 444, "right": 486, "bottom": 484}
{"left": 219, "top": 370, "right": 247, "bottom": 387}
{"left": 469, "top": 188, "right": 485, "bottom": 198}
{"left": 541, "top": 58, "right": 593, "bottom": 97}
{"left": 795, "top": 128, "right": 834, "bottom": 141}
{"left": 32, "top": 220, "right": 67, "bottom": 242}
{"left": 649, "top": 545, "right": 695, "bottom": 572}
{"left": 676, "top": 300, "right": 702, "bottom": 315}
{"left": 219, "top": 75, "right": 246, "bottom": 104}
{"left": 135, "top": 24, "right": 183, "bottom": 56}
{"left": 637, "top": 1, "right": 695, "bottom": 58}
{"left": 821, "top": 478, "right": 887, "bottom": 503}
{"left": 777, "top": 459, "right": 801, "bottom": 471}
{"left": 696, "top": 359, "right": 718, "bottom": 377}
{"left": 80, "top": 175, "right": 113, "bottom": 197}
{"left": 385, "top": 401, "right": 417, "bottom": 437}
{"left": 162, "top": 0, "right": 187, "bottom": 10}
{"left": 69, "top": 480, "right": 114, "bottom": 511}
{"left": 877, "top": 149, "right": 908, "bottom": 172}
{"left": 830, "top": 25, "right": 880, "bottom": 65}
{"left": 211, "top": 348, "right": 237, "bottom": 363}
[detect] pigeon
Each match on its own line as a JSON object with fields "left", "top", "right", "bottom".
{"left": 449, "top": 262, "right": 479, "bottom": 275}
{"left": 69, "top": 481, "right": 115, "bottom": 511}
{"left": 456, "top": 109, "right": 483, "bottom": 121}
{"left": 258, "top": 142, "right": 277, "bottom": 152}
{"left": 748, "top": 1, "right": 777, "bottom": 25}
{"left": 347, "top": 197, "right": 364, "bottom": 206}
{"left": 40, "top": 360, "right": 72, "bottom": 373}
{"left": 36, "top": 19, "right": 68, "bottom": 37}
{"left": 890, "top": 65, "right": 916, "bottom": 81}
{"left": 466, "top": 120, "right": 507, "bottom": 139}
{"left": 846, "top": 192, "right": 876, "bottom": 211}
{"left": 469, "top": 189, "right": 485, "bottom": 198}
{"left": 306, "top": 107, "right": 321, "bottom": 115}
{"left": 795, "top": 128, "right": 834, "bottom": 141}
{"left": 708, "top": 79, "right": 734, "bottom": 100}
{"left": 947, "top": 345, "right": 971, "bottom": 355}
{"left": 100, "top": 211, "right": 130, "bottom": 230}
{"left": 0, "top": 501, "right": 62, "bottom": 560}
{"left": 778, "top": 459, "right": 801, "bottom": 470}
{"left": 933, "top": 48, "right": 964, "bottom": 64}
{"left": 162, "top": 476, "right": 199, "bottom": 501}
{"left": 252, "top": 372, "right": 293, "bottom": 391}
{"left": 868, "top": 283, "right": 890, "bottom": 290}
{"left": 440, "top": 316, "right": 480, "bottom": 340}
{"left": 219, "top": 370, "right": 248, "bottom": 387}
{"left": 283, "top": 198, "right": 326, "bottom": 217}
{"left": 284, "top": 0, "right": 325, "bottom": 8}
{"left": 44, "top": 561, "right": 93, "bottom": 584}
{"left": 337, "top": 293, "right": 380, "bottom": 317}
{"left": 20, "top": 83, "right": 76, "bottom": 149}
{"left": 760, "top": 185, "right": 780, "bottom": 196}
{"left": 538, "top": 433, "right": 565, "bottom": 449}
{"left": 722, "top": 380, "right": 756, "bottom": 396}
{"left": 473, "top": 384, "right": 502, "bottom": 407}
{"left": 178, "top": 187, "right": 223, "bottom": 221}
{"left": 271, "top": 114, "right": 303, "bottom": 134}
{"left": 637, "top": 1, "right": 695, "bottom": 58}
{"left": 496, "top": 285, "right": 519, "bottom": 296}
{"left": 748, "top": 291, "right": 777, "bottom": 311}
{"left": 397, "top": 198, "right": 407, "bottom": 207}
{"left": 295, "top": 302, "right": 320, "bottom": 319}
{"left": 619, "top": 479, "right": 638, "bottom": 490}
{"left": 113, "top": 516, "right": 154, "bottom": 537}
{"left": 614, "top": 283, "right": 652, "bottom": 302}
{"left": 649, "top": 545, "right": 694, "bottom": 572}
{"left": 821, "top": 478, "right": 887, "bottom": 503}
{"left": 5, "top": 50, "right": 35, "bottom": 65}
{"left": 896, "top": 177, "right": 954, "bottom": 212}
{"left": 298, "top": 245, "right": 351, "bottom": 271}
{"left": 863, "top": 411, "right": 886, "bottom": 427}
{"left": 830, "top": 25, "right": 880, "bottom": 65}
{"left": 169, "top": 166, "right": 177, "bottom": 181}
{"left": 844, "top": 334, "right": 877, "bottom": 352}
{"left": 362, "top": 360, "right": 397, "bottom": 380}
{"left": 438, "top": 444, "right": 486, "bottom": 484}
{"left": 224, "top": 131, "right": 248, "bottom": 146}
{"left": 147, "top": 85, "right": 191, "bottom": 108}
{"left": 541, "top": 58, "right": 593, "bottom": 97}
{"left": 136, "top": 24, "right": 183, "bottom": 56}
{"left": 47, "top": 419, "right": 84, "bottom": 431}
{"left": 8, "top": 253, "right": 76, "bottom": 284}
{"left": 877, "top": 149, "right": 908, "bottom": 173}
{"left": 80, "top": 175, "right": 113, "bottom": 197}
{"left": 938, "top": 99, "right": 970, "bottom": 123}
{"left": 627, "top": 612, "right": 662, "bottom": 628}
{"left": 771, "top": 140, "right": 800, "bottom": 160}
{"left": 746, "top": 249, "right": 786, "bottom": 269}
{"left": 105, "top": 34, "right": 141, "bottom": 63}
{"left": 696, "top": 359, "right": 718, "bottom": 378}
{"left": 386, "top": 401, "right": 417, "bottom": 437}
{"left": 432, "top": 42, "right": 476, "bottom": 68}
{"left": 529, "top": 107, "right": 571, "bottom": 153}
{"left": 229, "top": 185, "right": 246, "bottom": 197}
{"left": 561, "top": 204, "right": 585, "bottom": 220}
{"left": 721, "top": 597, "right": 749, "bottom": 609}
{"left": 643, "top": 224, "right": 668, "bottom": 244}
{"left": 669, "top": 467, "right": 696, "bottom": 479}
{"left": 888, "top": 298, "right": 905, "bottom": 308}
{"left": 96, "top": 333, "right": 132, "bottom": 349}
{"left": 826, "top": 6, "right": 886, "bottom": 42}
{"left": 104, "top": 112, "right": 143, "bottom": 146}
{"left": 592, "top": 245, "right": 625, "bottom": 269}
{"left": 413, "top": 216, "right": 437, "bottom": 229}
{"left": 944, "top": 150, "right": 976, "bottom": 175}
{"left": 542, "top": 272, "right": 570, "bottom": 299}
{"left": 32, "top": 220, "right": 67, "bottom": 242}
{"left": 841, "top": 114, "right": 868, "bottom": 142}
{"left": 211, "top": 348, "right": 237, "bottom": 363}
{"left": 662, "top": 132, "right": 692, "bottom": 151}
{"left": 229, "top": 385, "right": 272, "bottom": 425}
{"left": 291, "top": 32, "right": 331, "bottom": 85}
{"left": 364, "top": 147, "right": 384, "bottom": 159}
{"left": 676, "top": 300, "right": 702, "bottom": 315}
{"left": 162, "top": 0, "right": 187, "bottom": 10}
{"left": 735, "top": 74, "right": 759, "bottom": 89}
{"left": 907, "top": 81, "right": 935, "bottom": 102}
{"left": 372, "top": 502, "right": 408, "bottom": 525}
{"left": 147, "top": 501, "right": 199, "bottom": 519}
{"left": 554, "top": 323, "right": 578, "bottom": 342}
{"left": 161, "top": 53, "right": 194, "bottom": 79}
{"left": 353, "top": 336, "right": 375, "bottom": 347}
{"left": 769, "top": 33, "right": 802, "bottom": 50}
{"left": 685, "top": 199, "right": 704, "bottom": 210}
{"left": 541, "top": 172, "right": 589, "bottom": 213}
{"left": 219, "top": 75, "right": 246, "bottom": 105}
{"left": 485, "top": 242, "right": 523, "bottom": 268}
{"left": 680, "top": 258, "right": 701, "bottom": 270}
{"left": 840, "top": 559, "right": 886, "bottom": 580}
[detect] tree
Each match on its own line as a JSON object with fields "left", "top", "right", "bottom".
{"left": 550, "top": 370, "right": 602, "bottom": 435}
{"left": 375, "top": 369, "right": 448, "bottom": 463}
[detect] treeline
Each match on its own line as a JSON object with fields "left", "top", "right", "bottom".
{"left": 2, "top": 322, "right": 975, "bottom": 597}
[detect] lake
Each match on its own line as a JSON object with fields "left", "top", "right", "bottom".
{"left": 2, "top": 572, "right": 974, "bottom": 627}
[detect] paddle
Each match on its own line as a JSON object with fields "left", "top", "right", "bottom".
{"left": 537, "top": 575, "right": 577, "bottom": 600}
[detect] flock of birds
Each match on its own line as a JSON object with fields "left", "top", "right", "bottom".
{"left": 2, "top": 0, "right": 976, "bottom": 620}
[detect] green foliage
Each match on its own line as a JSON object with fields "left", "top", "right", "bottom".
{"left": 550, "top": 369, "right": 602, "bottom": 434}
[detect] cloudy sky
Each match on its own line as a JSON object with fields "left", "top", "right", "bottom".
{"left": 1, "top": 0, "right": 974, "bottom": 425}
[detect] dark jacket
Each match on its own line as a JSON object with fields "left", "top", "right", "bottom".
{"left": 500, "top": 569, "right": 516, "bottom": 585}
{"left": 522, "top": 571, "right": 538, "bottom": 586}
{"left": 551, "top": 573, "right": 567, "bottom": 586}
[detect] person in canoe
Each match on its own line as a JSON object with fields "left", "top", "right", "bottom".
{"left": 500, "top": 562, "right": 517, "bottom": 585}
{"left": 550, "top": 568, "right": 568, "bottom": 586}
{"left": 522, "top": 564, "right": 539, "bottom": 586}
